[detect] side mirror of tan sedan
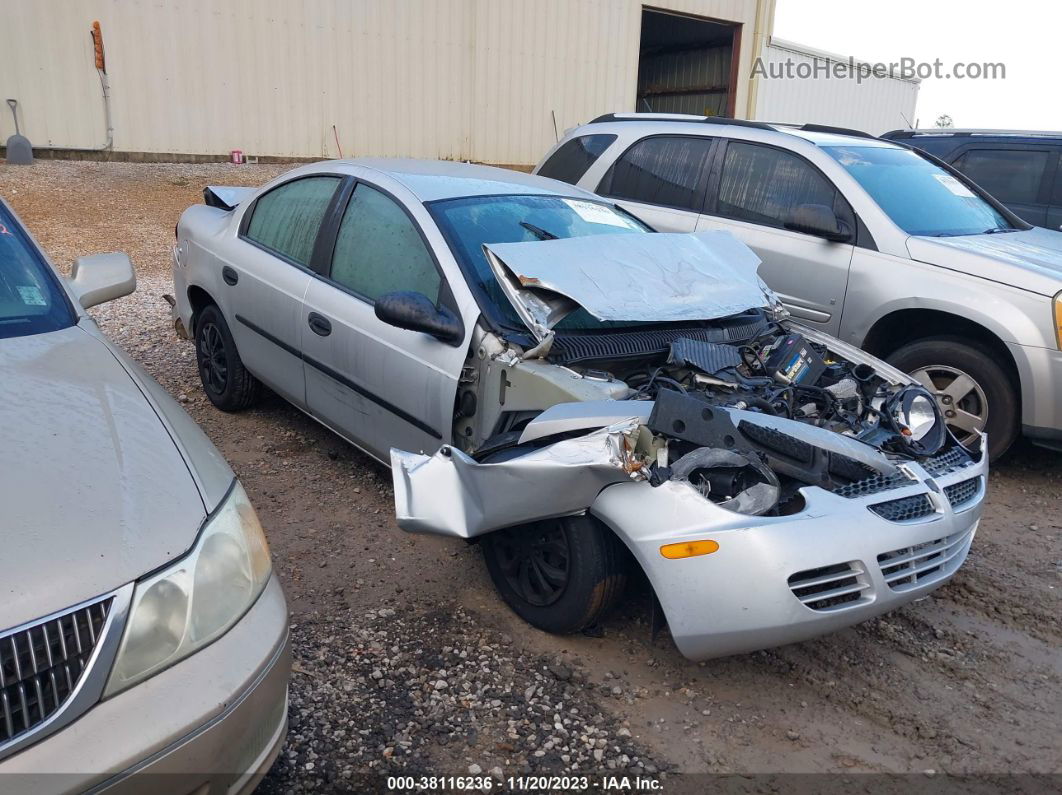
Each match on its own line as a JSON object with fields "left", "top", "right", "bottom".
{"left": 69, "top": 252, "right": 136, "bottom": 308}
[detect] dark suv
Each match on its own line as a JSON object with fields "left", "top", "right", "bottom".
{"left": 883, "top": 129, "right": 1062, "bottom": 229}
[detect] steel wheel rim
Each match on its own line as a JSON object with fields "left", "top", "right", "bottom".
{"left": 493, "top": 520, "right": 570, "bottom": 607}
{"left": 198, "top": 322, "right": 228, "bottom": 395}
{"left": 909, "top": 364, "right": 988, "bottom": 445}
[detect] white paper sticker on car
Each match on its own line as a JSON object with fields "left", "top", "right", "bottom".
{"left": 16, "top": 285, "right": 46, "bottom": 306}
{"left": 563, "top": 199, "right": 638, "bottom": 228}
{"left": 933, "top": 173, "right": 976, "bottom": 198}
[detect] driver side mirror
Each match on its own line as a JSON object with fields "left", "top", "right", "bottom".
{"left": 68, "top": 252, "right": 136, "bottom": 309}
{"left": 783, "top": 203, "right": 852, "bottom": 243}
{"left": 375, "top": 290, "right": 464, "bottom": 346}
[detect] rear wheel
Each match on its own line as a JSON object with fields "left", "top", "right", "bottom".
{"left": 481, "top": 515, "right": 628, "bottom": 634}
{"left": 194, "top": 304, "right": 262, "bottom": 411}
{"left": 887, "top": 337, "right": 1018, "bottom": 460}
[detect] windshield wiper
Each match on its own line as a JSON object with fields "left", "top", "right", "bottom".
{"left": 520, "top": 221, "right": 558, "bottom": 241}
{"left": 983, "top": 227, "right": 1018, "bottom": 234}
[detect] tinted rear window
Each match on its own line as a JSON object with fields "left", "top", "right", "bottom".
{"left": 600, "top": 135, "right": 713, "bottom": 212}
{"left": 0, "top": 205, "right": 75, "bottom": 339}
{"left": 537, "top": 135, "right": 617, "bottom": 185}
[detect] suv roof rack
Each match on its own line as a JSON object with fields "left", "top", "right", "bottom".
{"left": 588, "top": 112, "right": 776, "bottom": 131}
{"left": 587, "top": 113, "right": 877, "bottom": 140}
{"left": 791, "top": 123, "right": 876, "bottom": 139}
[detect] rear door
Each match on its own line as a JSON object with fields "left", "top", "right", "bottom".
{"left": 596, "top": 135, "right": 714, "bottom": 232}
{"left": 949, "top": 145, "right": 1055, "bottom": 227}
{"left": 226, "top": 174, "right": 343, "bottom": 406}
{"left": 696, "top": 140, "right": 855, "bottom": 335}
{"left": 300, "top": 180, "right": 465, "bottom": 462}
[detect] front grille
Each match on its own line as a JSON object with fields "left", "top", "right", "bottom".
{"left": 877, "top": 530, "right": 973, "bottom": 591}
{"left": 1, "top": 597, "right": 112, "bottom": 746}
{"left": 944, "top": 476, "right": 981, "bottom": 510}
{"left": 869, "top": 493, "right": 935, "bottom": 522}
{"left": 788, "top": 562, "right": 870, "bottom": 611}
{"left": 924, "top": 447, "right": 974, "bottom": 477}
{"left": 834, "top": 471, "right": 912, "bottom": 499}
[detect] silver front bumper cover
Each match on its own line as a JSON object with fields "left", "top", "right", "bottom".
{"left": 590, "top": 451, "right": 986, "bottom": 660}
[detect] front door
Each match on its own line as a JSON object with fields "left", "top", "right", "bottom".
{"left": 301, "top": 181, "right": 465, "bottom": 462}
{"left": 697, "top": 140, "right": 855, "bottom": 335}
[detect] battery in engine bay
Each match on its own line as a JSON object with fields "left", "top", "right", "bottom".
{"left": 762, "top": 333, "right": 826, "bottom": 385}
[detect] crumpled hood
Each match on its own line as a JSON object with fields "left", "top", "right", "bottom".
{"left": 0, "top": 326, "right": 206, "bottom": 629}
{"left": 485, "top": 231, "right": 776, "bottom": 342}
{"left": 907, "top": 228, "right": 1062, "bottom": 296}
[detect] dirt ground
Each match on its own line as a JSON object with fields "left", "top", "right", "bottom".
{"left": 2, "top": 161, "right": 1060, "bottom": 788}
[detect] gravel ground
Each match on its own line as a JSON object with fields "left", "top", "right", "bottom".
{"left": 2, "top": 161, "right": 1060, "bottom": 791}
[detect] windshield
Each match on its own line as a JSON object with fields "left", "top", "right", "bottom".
{"left": 0, "top": 205, "right": 75, "bottom": 339}
{"left": 823, "top": 145, "right": 1012, "bottom": 237}
{"left": 430, "top": 194, "right": 651, "bottom": 330}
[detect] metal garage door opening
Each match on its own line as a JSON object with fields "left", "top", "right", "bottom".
{"left": 638, "top": 8, "right": 740, "bottom": 117}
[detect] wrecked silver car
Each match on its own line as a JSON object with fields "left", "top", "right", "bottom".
{"left": 172, "top": 160, "right": 986, "bottom": 661}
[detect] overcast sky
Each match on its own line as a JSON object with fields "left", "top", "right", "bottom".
{"left": 773, "top": 0, "right": 1060, "bottom": 130}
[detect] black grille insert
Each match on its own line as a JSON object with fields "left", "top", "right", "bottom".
{"left": 944, "top": 477, "right": 980, "bottom": 509}
{"left": 869, "top": 493, "right": 935, "bottom": 522}
{"left": 924, "top": 447, "right": 974, "bottom": 477}
{"left": 0, "top": 597, "right": 112, "bottom": 746}
{"left": 787, "top": 562, "right": 869, "bottom": 611}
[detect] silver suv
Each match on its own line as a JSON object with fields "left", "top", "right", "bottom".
{"left": 536, "top": 113, "right": 1062, "bottom": 459}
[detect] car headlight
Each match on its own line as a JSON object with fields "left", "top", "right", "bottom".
{"left": 104, "top": 481, "right": 271, "bottom": 696}
{"left": 892, "top": 386, "right": 946, "bottom": 455}
{"left": 1053, "top": 290, "right": 1062, "bottom": 350}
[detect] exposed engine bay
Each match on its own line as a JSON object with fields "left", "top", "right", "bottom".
{"left": 428, "top": 308, "right": 970, "bottom": 531}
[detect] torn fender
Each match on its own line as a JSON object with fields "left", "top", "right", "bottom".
{"left": 390, "top": 419, "right": 646, "bottom": 538}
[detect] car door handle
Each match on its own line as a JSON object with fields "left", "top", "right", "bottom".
{"left": 307, "top": 312, "right": 332, "bottom": 337}
{"left": 222, "top": 266, "right": 239, "bottom": 286}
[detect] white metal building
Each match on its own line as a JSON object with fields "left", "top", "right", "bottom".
{"left": 0, "top": 1, "right": 917, "bottom": 165}
{"left": 754, "top": 37, "right": 920, "bottom": 135}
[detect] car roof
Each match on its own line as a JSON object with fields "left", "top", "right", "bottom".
{"left": 332, "top": 158, "right": 599, "bottom": 203}
{"left": 885, "top": 128, "right": 1062, "bottom": 141}
{"left": 578, "top": 113, "right": 900, "bottom": 149}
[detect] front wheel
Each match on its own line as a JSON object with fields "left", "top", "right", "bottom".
{"left": 887, "top": 337, "right": 1018, "bottom": 460}
{"left": 194, "top": 304, "right": 262, "bottom": 412}
{"left": 481, "top": 515, "right": 628, "bottom": 634}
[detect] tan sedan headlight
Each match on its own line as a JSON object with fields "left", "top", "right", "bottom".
{"left": 104, "top": 481, "right": 271, "bottom": 696}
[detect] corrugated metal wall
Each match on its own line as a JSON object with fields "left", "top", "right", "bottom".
{"left": 753, "top": 38, "right": 919, "bottom": 135}
{"left": 0, "top": 0, "right": 767, "bottom": 165}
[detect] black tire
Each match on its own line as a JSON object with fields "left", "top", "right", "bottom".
{"left": 481, "top": 515, "right": 628, "bottom": 634}
{"left": 887, "top": 336, "right": 1018, "bottom": 460}
{"left": 194, "top": 303, "right": 262, "bottom": 412}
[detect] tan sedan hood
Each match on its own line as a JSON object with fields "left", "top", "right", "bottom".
{"left": 0, "top": 326, "right": 206, "bottom": 629}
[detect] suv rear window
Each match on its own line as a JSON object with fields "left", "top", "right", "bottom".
{"left": 600, "top": 135, "right": 713, "bottom": 212}
{"left": 0, "top": 205, "right": 75, "bottom": 339}
{"left": 537, "top": 135, "right": 616, "bottom": 185}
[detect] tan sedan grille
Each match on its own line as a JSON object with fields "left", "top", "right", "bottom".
{"left": 0, "top": 596, "right": 112, "bottom": 746}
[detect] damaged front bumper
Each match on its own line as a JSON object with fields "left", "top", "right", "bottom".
{"left": 391, "top": 409, "right": 987, "bottom": 661}
{"left": 590, "top": 451, "right": 985, "bottom": 660}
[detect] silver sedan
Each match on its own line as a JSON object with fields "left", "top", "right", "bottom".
{"left": 171, "top": 160, "right": 986, "bottom": 660}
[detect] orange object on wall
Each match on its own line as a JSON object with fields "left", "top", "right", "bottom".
{"left": 91, "top": 21, "right": 106, "bottom": 72}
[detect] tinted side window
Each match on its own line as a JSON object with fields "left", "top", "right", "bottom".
{"left": 601, "top": 136, "right": 713, "bottom": 211}
{"left": 245, "top": 176, "right": 341, "bottom": 266}
{"left": 330, "top": 184, "right": 440, "bottom": 302}
{"left": 954, "top": 149, "right": 1049, "bottom": 205}
{"left": 538, "top": 135, "right": 617, "bottom": 184}
{"left": 717, "top": 142, "right": 842, "bottom": 229}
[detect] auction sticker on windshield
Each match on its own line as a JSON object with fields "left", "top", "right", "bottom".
{"left": 933, "top": 173, "right": 976, "bottom": 198}
{"left": 563, "top": 198, "right": 640, "bottom": 228}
